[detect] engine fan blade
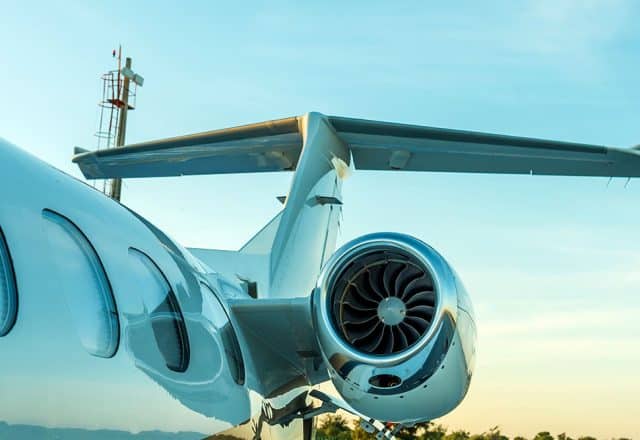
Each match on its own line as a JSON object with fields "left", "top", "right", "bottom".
{"left": 383, "top": 261, "right": 405, "bottom": 297}
{"left": 395, "top": 264, "right": 424, "bottom": 299}
{"left": 401, "top": 276, "right": 432, "bottom": 300}
{"left": 383, "top": 325, "right": 395, "bottom": 354}
{"left": 350, "top": 321, "right": 383, "bottom": 344}
{"left": 343, "top": 312, "right": 378, "bottom": 328}
{"left": 393, "top": 325, "right": 409, "bottom": 350}
{"left": 343, "top": 299, "right": 377, "bottom": 312}
{"left": 405, "top": 315, "right": 430, "bottom": 333}
{"left": 360, "top": 323, "right": 387, "bottom": 353}
{"left": 409, "top": 305, "right": 435, "bottom": 319}
{"left": 366, "top": 267, "right": 387, "bottom": 300}
{"left": 399, "top": 321, "right": 421, "bottom": 344}
{"left": 347, "top": 282, "right": 380, "bottom": 306}
{"left": 405, "top": 290, "right": 435, "bottom": 306}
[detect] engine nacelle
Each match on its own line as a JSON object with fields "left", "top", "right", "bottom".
{"left": 313, "top": 233, "right": 477, "bottom": 424}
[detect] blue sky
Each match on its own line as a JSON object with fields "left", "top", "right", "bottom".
{"left": 1, "top": 1, "right": 639, "bottom": 438}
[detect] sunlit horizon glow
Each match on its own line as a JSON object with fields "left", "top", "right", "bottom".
{"left": 1, "top": 1, "right": 639, "bottom": 438}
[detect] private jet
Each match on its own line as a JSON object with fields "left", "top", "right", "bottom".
{"left": 1, "top": 112, "right": 639, "bottom": 439}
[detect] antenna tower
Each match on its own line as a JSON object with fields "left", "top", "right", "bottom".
{"left": 94, "top": 46, "right": 144, "bottom": 201}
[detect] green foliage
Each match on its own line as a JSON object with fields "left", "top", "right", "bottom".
{"left": 485, "top": 426, "right": 509, "bottom": 440}
{"left": 444, "top": 430, "right": 471, "bottom": 440}
{"left": 533, "top": 432, "right": 554, "bottom": 440}
{"left": 467, "top": 426, "right": 509, "bottom": 440}
{"left": 314, "top": 417, "right": 608, "bottom": 440}
{"left": 316, "top": 414, "right": 352, "bottom": 440}
{"left": 394, "top": 423, "right": 421, "bottom": 440}
{"left": 419, "top": 423, "right": 447, "bottom": 440}
{"left": 350, "top": 419, "right": 376, "bottom": 440}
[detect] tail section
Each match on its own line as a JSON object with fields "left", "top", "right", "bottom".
{"left": 74, "top": 111, "right": 640, "bottom": 299}
{"left": 188, "top": 113, "right": 350, "bottom": 298}
{"left": 268, "top": 113, "right": 349, "bottom": 298}
{"left": 186, "top": 113, "right": 350, "bottom": 298}
{"left": 239, "top": 211, "right": 283, "bottom": 254}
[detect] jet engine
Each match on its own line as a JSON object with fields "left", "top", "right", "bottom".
{"left": 312, "top": 233, "right": 477, "bottom": 424}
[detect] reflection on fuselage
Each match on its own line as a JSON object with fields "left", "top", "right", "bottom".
{"left": 0, "top": 140, "right": 310, "bottom": 439}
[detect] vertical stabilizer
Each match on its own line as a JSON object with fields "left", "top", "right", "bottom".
{"left": 268, "top": 113, "right": 350, "bottom": 298}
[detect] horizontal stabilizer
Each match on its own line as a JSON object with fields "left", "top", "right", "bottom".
{"left": 73, "top": 112, "right": 640, "bottom": 179}
{"left": 73, "top": 117, "right": 301, "bottom": 179}
{"left": 330, "top": 116, "right": 640, "bottom": 177}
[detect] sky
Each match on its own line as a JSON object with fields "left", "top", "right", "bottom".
{"left": 1, "top": 1, "right": 639, "bottom": 438}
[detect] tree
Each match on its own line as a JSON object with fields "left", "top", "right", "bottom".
{"left": 395, "top": 423, "right": 423, "bottom": 440}
{"left": 533, "top": 432, "right": 554, "bottom": 440}
{"left": 350, "top": 419, "right": 376, "bottom": 440}
{"left": 312, "top": 415, "right": 606, "bottom": 440}
{"left": 484, "top": 426, "right": 509, "bottom": 440}
{"left": 315, "top": 414, "right": 352, "bottom": 440}
{"left": 420, "top": 423, "right": 448, "bottom": 440}
{"left": 395, "top": 424, "right": 420, "bottom": 440}
{"left": 445, "top": 430, "right": 471, "bottom": 440}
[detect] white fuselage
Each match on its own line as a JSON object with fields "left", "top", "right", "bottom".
{"left": 0, "top": 140, "right": 305, "bottom": 438}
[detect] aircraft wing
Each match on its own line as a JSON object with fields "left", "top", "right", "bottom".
{"left": 73, "top": 112, "right": 640, "bottom": 178}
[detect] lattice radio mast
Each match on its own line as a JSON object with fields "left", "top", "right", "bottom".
{"left": 94, "top": 46, "right": 144, "bottom": 201}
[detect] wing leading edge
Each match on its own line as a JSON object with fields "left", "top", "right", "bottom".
{"left": 73, "top": 112, "right": 640, "bottom": 179}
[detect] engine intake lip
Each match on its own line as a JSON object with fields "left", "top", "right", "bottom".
{"left": 315, "top": 232, "right": 458, "bottom": 366}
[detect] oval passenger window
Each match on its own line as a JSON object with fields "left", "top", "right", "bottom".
{"left": 0, "top": 227, "right": 18, "bottom": 336}
{"left": 42, "top": 209, "right": 119, "bottom": 357}
{"left": 128, "top": 248, "right": 190, "bottom": 373}
{"left": 200, "top": 282, "right": 245, "bottom": 385}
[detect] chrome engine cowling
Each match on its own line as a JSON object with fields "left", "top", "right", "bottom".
{"left": 313, "top": 233, "right": 477, "bottom": 423}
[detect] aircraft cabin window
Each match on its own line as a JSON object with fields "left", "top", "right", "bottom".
{"left": 0, "top": 227, "right": 18, "bottom": 336}
{"left": 41, "top": 210, "right": 119, "bottom": 358}
{"left": 128, "top": 248, "right": 190, "bottom": 373}
{"left": 200, "top": 282, "right": 245, "bottom": 385}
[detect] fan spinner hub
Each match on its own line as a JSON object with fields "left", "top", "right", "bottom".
{"left": 377, "top": 297, "right": 406, "bottom": 325}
